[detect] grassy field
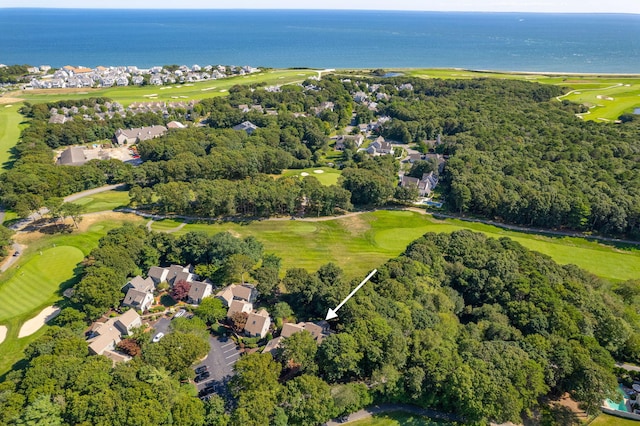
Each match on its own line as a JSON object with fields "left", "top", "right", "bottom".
{"left": 71, "top": 189, "right": 131, "bottom": 213}
{"left": 590, "top": 413, "right": 640, "bottom": 426}
{"left": 348, "top": 412, "right": 453, "bottom": 426}
{"left": 0, "top": 102, "right": 25, "bottom": 168}
{"left": 281, "top": 167, "right": 343, "bottom": 186}
{"left": 0, "top": 214, "right": 145, "bottom": 375}
{"left": 8, "top": 69, "right": 319, "bottom": 107}
{"left": 151, "top": 210, "right": 640, "bottom": 282}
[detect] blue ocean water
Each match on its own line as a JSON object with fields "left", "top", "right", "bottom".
{"left": 0, "top": 9, "right": 639, "bottom": 72}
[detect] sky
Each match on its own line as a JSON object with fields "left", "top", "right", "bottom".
{"left": 2, "top": 0, "right": 639, "bottom": 13}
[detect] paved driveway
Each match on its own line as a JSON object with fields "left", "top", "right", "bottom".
{"left": 151, "top": 317, "right": 171, "bottom": 340}
{"left": 194, "top": 335, "right": 241, "bottom": 397}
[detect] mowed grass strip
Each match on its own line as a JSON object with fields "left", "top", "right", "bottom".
{"left": 348, "top": 411, "right": 453, "bottom": 425}
{"left": 590, "top": 414, "right": 640, "bottom": 426}
{"left": 281, "top": 167, "right": 343, "bottom": 186}
{"left": 71, "top": 190, "right": 131, "bottom": 213}
{"left": 0, "top": 102, "right": 26, "bottom": 169}
{"left": 0, "top": 246, "right": 84, "bottom": 323}
{"left": 159, "top": 210, "right": 639, "bottom": 282}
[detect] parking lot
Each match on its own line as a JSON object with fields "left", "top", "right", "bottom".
{"left": 193, "top": 335, "right": 241, "bottom": 397}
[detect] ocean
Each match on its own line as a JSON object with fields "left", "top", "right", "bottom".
{"left": 0, "top": 9, "right": 639, "bottom": 73}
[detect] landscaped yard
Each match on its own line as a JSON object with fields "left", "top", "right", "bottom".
{"left": 281, "top": 167, "right": 343, "bottom": 186}
{"left": 590, "top": 413, "right": 640, "bottom": 426}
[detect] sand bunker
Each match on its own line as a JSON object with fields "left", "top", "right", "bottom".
{"left": 0, "top": 325, "right": 6, "bottom": 345}
{"left": 313, "top": 169, "right": 324, "bottom": 174}
{"left": 300, "top": 172, "right": 309, "bottom": 176}
{"left": 18, "top": 306, "right": 61, "bottom": 338}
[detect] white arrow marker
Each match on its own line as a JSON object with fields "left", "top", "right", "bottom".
{"left": 325, "top": 269, "right": 377, "bottom": 320}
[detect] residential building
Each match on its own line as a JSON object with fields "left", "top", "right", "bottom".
{"left": 244, "top": 309, "right": 271, "bottom": 339}
{"left": 57, "top": 146, "right": 87, "bottom": 166}
{"left": 187, "top": 281, "right": 213, "bottom": 305}
{"left": 147, "top": 266, "right": 169, "bottom": 285}
{"left": 122, "top": 289, "right": 154, "bottom": 312}
{"left": 114, "top": 125, "right": 167, "bottom": 145}
{"left": 232, "top": 121, "right": 258, "bottom": 135}
{"left": 226, "top": 300, "right": 253, "bottom": 318}
{"left": 87, "top": 310, "right": 141, "bottom": 356}
{"left": 400, "top": 171, "right": 439, "bottom": 197}
{"left": 123, "top": 276, "right": 155, "bottom": 293}
{"left": 215, "top": 283, "right": 258, "bottom": 307}
{"left": 334, "top": 134, "right": 364, "bottom": 151}
{"left": 366, "top": 137, "right": 394, "bottom": 156}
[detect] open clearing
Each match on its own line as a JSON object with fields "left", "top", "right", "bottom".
{"left": 152, "top": 210, "right": 639, "bottom": 282}
{"left": 348, "top": 411, "right": 451, "bottom": 425}
{"left": 281, "top": 167, "right": 342, "bottom": 186}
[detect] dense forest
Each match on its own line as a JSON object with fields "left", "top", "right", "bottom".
{"left": 0, "top": 224, "right": 637, "bottom": 425}
{"left": 367, "top": 77, "right": 640, "bottom": 237}
{"left": 2, "top": 76, "right": 640, "bottom": 237}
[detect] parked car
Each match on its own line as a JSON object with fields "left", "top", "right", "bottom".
{"left": 194, "top": 372, "right": 210, "bottom": 383}
{"left": 173, "top": 309, "right": 186, "bottom": 319}
{"left": 195, "top": 365, "right": 208, "bottom": 375}
{"left": 12, "top": 251, "right": 20, "bottom": 257}
{"left": 152, "top": 332, "right": 164, "bottom": 343}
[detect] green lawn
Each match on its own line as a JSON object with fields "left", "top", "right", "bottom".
{"left": 281, "top": 167, "right": 343, "bottom": 186}
{"left": 0, "top": 102, "right": 25, "bottom": 169}
{"left": 348, "top": 411, "right": 454, "bottom": 426}
{"left": 10, "top": 69, "right": 319, "bottom": 107}
{"left": 71, "top": 189, "right": 131, "bottom": 213}
{"left": 154, "top": 210, "right": 640, "bottom": 282}
{"left": 590, "top": 413, "right": 640, "bottom": 426}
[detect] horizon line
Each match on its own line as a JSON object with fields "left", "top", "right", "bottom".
{"left": 1, "top": 7, "right": 638, "bottom": 14}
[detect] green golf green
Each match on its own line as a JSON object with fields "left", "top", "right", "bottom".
{"left": 0, "top": 245, "right": 83, "bottom": 323}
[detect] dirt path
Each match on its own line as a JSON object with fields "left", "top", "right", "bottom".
{"left": 18, "top": 306, "right": 60, "bottom": 338}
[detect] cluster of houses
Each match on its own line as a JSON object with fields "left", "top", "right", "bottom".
{"left": 48, "top": 100, "right": 195, "bottom": 124}
{"left": 84, "top": 260, "right": 334, "bottom": 370}
{"left": 334, "top": 134, "right": 394, "bottom": 156}
{"left": 27, "top": 64, "right": 261, "bottom": 89}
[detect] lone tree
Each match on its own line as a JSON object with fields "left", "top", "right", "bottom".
{"left": 229, "top": 312, "right": 248, "bottom": 334}
{"left": 170, "top": 279, "right": 191, "bottom": 301}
